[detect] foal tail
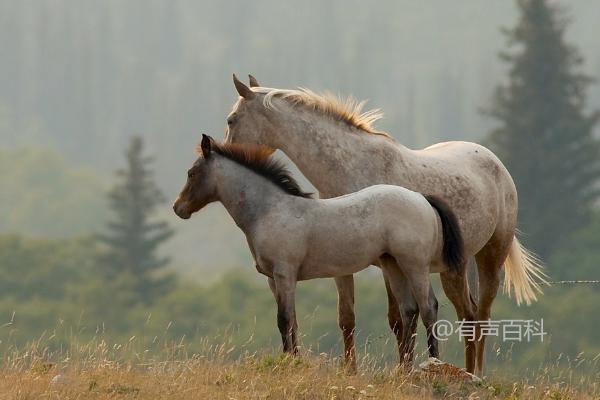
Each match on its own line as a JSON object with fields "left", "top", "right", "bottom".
{"left": 503, "top": 236, "right": 548, "bottom": 305}
{"left": 425, "top": 195, "right": 466, "bottom": 275}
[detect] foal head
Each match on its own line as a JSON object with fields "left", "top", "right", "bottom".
{"left": 173, "top": 134, "right": 219, "bottom": 219}
{"left": 173, "top": 134, "right": 311, "bottom": 219}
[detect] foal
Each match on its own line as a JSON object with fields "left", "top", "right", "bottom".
{"left": 173, "top": 135, "right": 466, "bottom": 365}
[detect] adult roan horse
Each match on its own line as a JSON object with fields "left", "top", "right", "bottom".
{"left": 173, "top": 135, "right": 466, "bottom": 364}
{"left": 224, "top": 75, "right": 547, "bottom": 375}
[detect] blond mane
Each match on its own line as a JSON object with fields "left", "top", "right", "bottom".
{"left": 253, "top": 87, "right": 392, "bottom": 139}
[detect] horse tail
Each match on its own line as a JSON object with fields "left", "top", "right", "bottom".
{"left": 425, "top": 195, "right": 466, "bottom": 275}
{"left": 503, "top": 235, "right": 548, "bottom": 305}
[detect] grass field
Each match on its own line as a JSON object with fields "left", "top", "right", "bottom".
{"left": 1, "top": 338, "right": 597, "bottom": 399}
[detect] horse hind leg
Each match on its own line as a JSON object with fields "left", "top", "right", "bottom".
{"left": 474, "top": 233, "right": 513, "bottom": 376}
{"left": 439, "top": 268, "right": 477, "bottom": 373}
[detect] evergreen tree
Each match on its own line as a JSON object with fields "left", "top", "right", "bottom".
{"left": 99, "top": 136, "right": 174, "bottom": 303}
{"left": 487, "top": 0, "right": 600, "bottom": 259}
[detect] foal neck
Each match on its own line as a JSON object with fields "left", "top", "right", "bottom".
{"left": 213, "top": 156, "right": 290, "bottom": 231}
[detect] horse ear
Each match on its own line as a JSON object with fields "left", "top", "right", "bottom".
{"left": 248, "top": 74, "right": 260, "bottom": 88}
{"left": 200, "top": 134, "right": 212, "bottom": 158}
{"left": 233, "top": 73, "right": 255, "bottom": 99}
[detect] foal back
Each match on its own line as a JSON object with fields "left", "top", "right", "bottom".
{"left": 290, "top": 185, "right": 442, "bottom": 280}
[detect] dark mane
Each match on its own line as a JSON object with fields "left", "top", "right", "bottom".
{"left": 197, "top": 140, "right": 313, "bottom": 198}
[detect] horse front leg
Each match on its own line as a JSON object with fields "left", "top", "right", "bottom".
{"left": 272, "top": 269, "right": 298, "bottom": 355}
{"left": 379, "top": 257, "right": 407, "bottom": 361}
{"left": 383, "top": 275, "right": 404, "bottom": 357}
{"left": 334, "top": 275, "right": 356, "bottom": 372}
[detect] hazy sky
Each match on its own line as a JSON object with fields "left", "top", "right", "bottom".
{"left": 2, "top": 1, "right": 599, "bottom": 272}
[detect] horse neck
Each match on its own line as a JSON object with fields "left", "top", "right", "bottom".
{"left": 213, "top": 157, "right": 285, "bottom": 232}
{"left": 266, "top": 104, "right": 409, "bottom": 197}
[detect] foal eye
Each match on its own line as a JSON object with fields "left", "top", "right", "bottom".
{"left": 188, "top": 171, "right": 195, "bottom": 178}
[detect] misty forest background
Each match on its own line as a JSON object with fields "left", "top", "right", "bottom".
{"left": 1, "top": 0, "right": 600, "bottom": 374}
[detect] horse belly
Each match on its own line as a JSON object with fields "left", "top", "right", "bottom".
{"left": 296, "top": 260, "right": 371, "bottom": 281}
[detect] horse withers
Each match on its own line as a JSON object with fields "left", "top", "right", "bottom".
{"left": 173, "top": 135, "right": 466, "bottom": 368}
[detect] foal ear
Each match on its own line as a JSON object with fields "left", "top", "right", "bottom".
{"left": 248, "top": 74, "right": 260, "bottom": 88}
{"left": 233, "top": 73, "right": 255, "bottom": 99}
{"left": 200, "top": 134, "right": 212, "bottom": 158}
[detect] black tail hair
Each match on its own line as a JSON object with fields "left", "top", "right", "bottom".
{"left": 425, "top": 195, "right": 466, "bottom": 274}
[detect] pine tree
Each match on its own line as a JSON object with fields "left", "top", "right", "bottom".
{"left": 487, "top": 0, "right": 600, "bottom": 259}
{"left": 99, "top": 136, "right": 174, "bottom": 303}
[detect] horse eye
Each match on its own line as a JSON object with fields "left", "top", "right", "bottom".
{"left": 188, "top": 171, "right": 195, "bottom": 178}
{"left": 227, "top": 115, "right": 237, "bottom": 125}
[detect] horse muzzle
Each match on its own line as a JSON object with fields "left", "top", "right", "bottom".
{"left": 173, "top": 201, "right": 191, "bottom": 220}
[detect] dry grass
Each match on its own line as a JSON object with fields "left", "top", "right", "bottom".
{"left": 0, "top": 338, "right": 597, "bottom": 400}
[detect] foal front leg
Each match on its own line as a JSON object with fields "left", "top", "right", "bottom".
{"left": 272, "top": 269, "right": 298, "bottom": 355}
{"left": 268, "top": 277, "right": 298, "bottom": 350}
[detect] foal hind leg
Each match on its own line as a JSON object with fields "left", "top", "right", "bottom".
{"left": 380, "top": 257, "right": 438, "bottom": 362}
{"left": 383, "top": 261, "right": 439, "bottom": 366}
{"left": 380, "top": 267, "right": 417, "bottom": 366}
{"left": 400, "top": 263, "right": 439, "bottom": 362}
{"left": 439, "top": 269, "right": 477, "bottom": 373}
